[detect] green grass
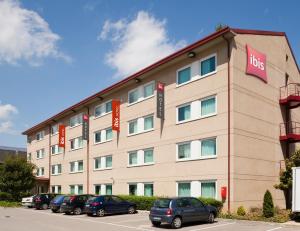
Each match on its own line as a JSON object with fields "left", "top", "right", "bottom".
{"left": 0, "top": 201, "right": 21, "bottom": 207}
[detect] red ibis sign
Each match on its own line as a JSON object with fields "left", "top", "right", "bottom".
{"left": 246, "top": 45, "right": 267, "bottom": 83}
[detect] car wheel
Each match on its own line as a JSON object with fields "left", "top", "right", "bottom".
{"left": 151, "top": 221, "right": 161, "bottom": 227}
{"left": 171, "top": 216, "right": 182, "bottom": 229}
{"left": 74, "top": 207, "right": 82, "bottom": 215}
{"left": 51, "top": 209, "right": 58, "bottom": 213}
{"left": 208, "top": 212, "right": 215, "bottom": 223}
{"left": 128, "top": 206, "right": 135, "bottom": 214}
{"left": 87, "top": 213, "right": 93, "bottom": 217}
{"left": 65, "top": 212, "right": 71, "bottom": 215}
{"left": 42, "top": 204, "right": 48, "bottom": 210}
{"left": 96, "top": 209, "right": 105, "bottom": 217}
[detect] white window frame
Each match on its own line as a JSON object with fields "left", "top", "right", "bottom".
{"left": 51, "top": 144, "right": 63, "bottom": 155}
{"left": 51, "top": 164, "right": 62, "bottom": 176}
{"left": 127, "top": 114, "right": 154, "bottom": 136}
{"left": 94, "top": 127, "right": 113, "bottom": 144}
{"left": 200, "top": 180, "right": 217, "bottom": 199}
{"left": 69, "top": 113, "right": 83, "bottom": 128}
{"left": 69, "top": 160, "right": 84, "bottom": 173}
{"left": 128, "top": 81, "right": 155, "bottom": 106}
{"left": 176, "top": 180, "right": 217, "bottom": 199}
{"left": 176, "top": 95, "right": 217, "bottom": 124}
{"left": 93, "top": 155, "right": 113, "bottom": 171}
{"left": 176, "top": 137, "right": 217, "bottom": 162}
{"left": 36, "top": 149, "right": 45, "bottom": 159}
{"left": 128, "top": 182, "right": 153, "bottom": 196}
{"left": 94, "top": 100, "right": 112, "bottom": 119}
{"left": 94, "top": 184, "right": 113, "bottom": 195}
{"left": 70, "top": 136, "right": 84, "bottom": 151}
{"left": 51, "top": 185, "right": 61, "bottom": 194}
{"left": 36, "top": 167, "right": 45, "bottom": 177}
{"left": 69, "top": 184, "right": 83, "bottom": 195}
{"left": 176, "top": 53, "right": 217, "bottom": 88}
{"left": 127, "top": 148, "right": 154, "bottom": 167}
{"left": 51, "top": 124, "right": 59, "bottom": 136}
{"left": 36, "top": 131, "right": 44, "bottom": 141}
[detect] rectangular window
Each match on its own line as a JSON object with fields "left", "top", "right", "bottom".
{"left": 129, "top": 184, "right": 137, "bottom": 195}
{"left": 36, "top": 149, "right": 45, "bottom": 159}
{"left": 94, "top": 127, "right": 113, "bottom": 144}
{"left": 178, "top": 182, "right": 191, "bottom": 197}
{"left": 178, "top": 104, "right": 191, "bottom": 122}
{"left": 94, "top": 157, "right": 101, "bottom": 169}
{"left": 201, "top": 182, "right": 216, "bottom": 198}
{"left": 105, "top": 156, "right": 112, "bottom": 168}
{"left": 70, "top": 160, "right": 83, "bottom": 173}
{"left": 144, "top": 184, "right": 153, "bottom": 196}
{"left": 36, "top": 131, "right": 44, "bottom": 141}
{"left": 129, "top": 152, "right": 138, "bottom": 166}
{"left": 95, "top": 185, "right": 101, "bottom": 195}
{"left": 51, "top": 124, "right": 59, "bottom": 135}
{"left": 78, "top": 161, "right": 83, "bottom": 171}
{"left": 128, "top": 81, "right": 155, "bottom": 105}
{"left": 78, "top": 185, "right": 83, "bottom": 195}
{"left": 201, "top": 97, "right": 216, "bottom": 117}
{"left": 144, "top": 149, "right": 154, "bottom": 163}
{"left": 94, "top": 131, "right": 101, "bottom": 143}
{"left": 70, "top": 137, "right": 83, "bottom": 150}
{"left": 70, "top": 113, "right": 83, "bottom": 128}
{"left": 201, "top": 138, "right": 216, "bottom": 157}
{"left": 69, "top": 185, "right": 83, "bottom": 195}
{"left": 128, "top": 89, "right": 139, "bottom": 104}
{"left": 27, "top": 153, "right": 31, "bottom": 161}
{"left": 94, "top": 156, "right": 112, "bottom": 170}
{"left": 128, "top": 120, "right": 138, "bottom": 135}
{"left": 200, "top": 55, "right": 216, "bottom": 76}
{"left": 144, "top": 115, "right": 154, "bottom": 131}
{"left": 70, "top": 185, "right": 75, "bottom": 194}
{"left": 51, "top": 185, "right": 61, "bottom": 194}
{"left": 178, "top": 142, "right": 191, "bottom": 159}
{"left": 37, "top": 167, "right": 45, "bottom": 177}
{"left": 95, "top": 100, "right": 112, "bottom": 118}
{"left": 106, "top": 185, "right": 112, "bottom": 195}
{"left": 51, "top": 164, "right": 62, "bottom": 175}
{"left": 51, "top": 144, "right": 63, "bottom": 155}
{"left": 106, "top": 128, "right": 113, "bottom": 140}
{"left": 177, "top": 67, "right": 191, "bottom": 85}
{"left": 144, "top": 82, "right": 155, "bottom": 98}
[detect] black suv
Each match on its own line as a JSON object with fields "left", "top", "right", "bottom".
{"left": 60, "top": 194, "right": 94, "bottom": 215}
{"left": 34, "top": 194, "right": 59, "bottom": 210}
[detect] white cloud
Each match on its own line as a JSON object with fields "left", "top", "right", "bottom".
{"left": 0, "top": 102, "right": 18, "bottom": 134}
{"left": 0, "top": 0, "right": 71, "bottom": 66}
{"left": 99, "top": 11, "right": 186, "bottom": 78}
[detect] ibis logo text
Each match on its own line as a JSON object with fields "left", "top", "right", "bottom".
{"left": 246, "top": 45, "right": 267, "bottom": 83}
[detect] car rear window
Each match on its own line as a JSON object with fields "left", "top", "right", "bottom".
{"left": 153, "top": 199, "right": 171, "bottom": 208}
{"left": 54, "top": 195, "right": 64, "bottom": 201}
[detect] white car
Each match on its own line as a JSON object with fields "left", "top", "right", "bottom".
{"left": 21, "top": 195, "right": 35, "bottom": 208}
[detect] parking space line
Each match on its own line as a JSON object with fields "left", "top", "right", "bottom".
{"left": 114, "top": 218, "right": 149, "bottom": 224}
{"left": 188, "top": 222, "right": 236, "bottom": 231}
{"left": 265, "top": 227, "right": 282, "bottom": 231}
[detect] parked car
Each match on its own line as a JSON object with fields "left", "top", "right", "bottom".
{"left": 21, "top": 195, "right": 36, "bottom": 208}
{"left": 149, "top": 197, "right": 217, "bottom": 229}
{"left": 34, "top": 194, "right": 59, "bottom": 210}
{"left": 50, "top": 195, "right": 67, "bottom": 213}
{"left": 84, "top": 195, "right": 136, "bottom": 217}
{"left": 60, "top": 194, "right": 94, "bottom": 215}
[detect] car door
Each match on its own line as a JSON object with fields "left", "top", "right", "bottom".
{"left": 176, "top": 198, "right": 195, "bottom": 222}
{"left": 104, "top": 196, "right": 115, "bottom": 214}
{"left": 111, "top": 196, "right": 127, "bottom": 213}
{"left": 189, "top": 198, "right": 209, "bottom": 221}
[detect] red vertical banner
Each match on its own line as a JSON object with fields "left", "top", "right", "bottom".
{"left": 58, "top": 125, "right": 66, "bottom": 148}
{"left": 112, "top": 100, "right": 120, "bottom": 132}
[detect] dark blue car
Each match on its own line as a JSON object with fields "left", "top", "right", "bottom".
{"left": 84, "top": 195, "right": 136, "bottom": 217}
{"left": 149, "top": 197, "right": 217, "bottom": 229}
{"left": 50, "top": 195, "right": 66, "bottom": 213}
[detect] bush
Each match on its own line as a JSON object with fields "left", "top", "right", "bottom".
{"left": 0, "top": 192, "right": 13, "bottom": 201}
{"left": 118, "top": 195, "right": 158, "bottom": 210}
{"left": 263, "top": 190, "right": 274, "bottom": 218}
{"left": 198, "top": 197, "right": 223, "bottom": 212}
{"left": 0, "top": 201, "right": 21, "bottom": 207}
{"left": 237, "top": 206, "right": 246, "bottom": 216}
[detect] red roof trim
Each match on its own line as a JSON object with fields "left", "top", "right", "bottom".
{"left": 22, "top": 27, "right": 299, "bottom": 135}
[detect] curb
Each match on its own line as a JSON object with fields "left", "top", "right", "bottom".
{"left": 137, "top": 210, "right": 150, "bottom": 214}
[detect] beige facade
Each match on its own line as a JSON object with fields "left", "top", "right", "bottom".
{"left": 24, "top": 28, "right": 300, "bottom": 211}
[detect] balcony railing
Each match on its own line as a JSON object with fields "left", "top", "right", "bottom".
{"left": 280, "top": 121, "right": 300, "bottom": 141}
{"left": 279, "top": 83, "right": 300, "bottom": 105}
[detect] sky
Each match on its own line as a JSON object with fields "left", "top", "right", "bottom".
{"left": 0, "top": 0, "right": 299, "bottom": 148}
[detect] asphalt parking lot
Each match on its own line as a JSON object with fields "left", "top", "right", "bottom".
{"left": 0, "top": 207, "right": 299, "bottom": 231}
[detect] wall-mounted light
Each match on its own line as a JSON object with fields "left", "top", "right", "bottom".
{"left": 97, "top": 96, "right": 103, "bottom": 101}
{"left": 71, "top": 109, "right": 76, "bottom": 113}
{"left": 134, "top": 78, "right": 141, "bottom": 83}
{"left": 187, "top": 51, "right": 196, "bottom": 58}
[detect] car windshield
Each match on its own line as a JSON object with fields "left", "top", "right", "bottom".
{"left": 153, "top": 199, "right": 171, "bottom": 208}
{"left": 63, "top": 196, "right": 71, "bottom": 202}
{"left": 54, "top": 195, "right": 64, "bottom": 201}
{"left": 86, "top": 196, "right": 98, "bottom": 203}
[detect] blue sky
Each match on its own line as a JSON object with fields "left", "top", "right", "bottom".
{"left": 0, "top": 0, "right": 299, "bottom": 148}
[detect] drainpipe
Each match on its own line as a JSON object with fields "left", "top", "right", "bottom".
{"left": 48, "top": 125, "right": 51, "bottom": 193}
{"left": 86, "top": 107, "right": 90, "bottom": 194}
{"left": 223, "top": 34, "right": 232, "bottom": 213}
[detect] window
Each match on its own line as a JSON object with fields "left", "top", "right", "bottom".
{"left": 70, "top": 160, "right": 83, "bottom": 173}
{"left": 201, "top": 138, "right": 216, "bottom": 157}
{"left": 70, "top": 185, "right": 75, "bottom": 194}
{"left": 36, "top": 149, "right": 45, "bottom": 159}
{"left": 129, "top": 152, "right": 138, "bottom": 166}
{"left": 178, "top": 182, "right": 191, "bottom": 197}
{"left": 129, "top": 184, "right": 137, "bottom": 195}
{"left": 178, "top": 105, "right": 191, "bottom": 122}
{"left": 36, "top": 131, "right": 44, "bottom": 141}
{"left": 201, "top": 97, "right": 216, "bottom": 117}
{"left": 94, "top": 127, "right": 113, "bottom": 144}
{"left": 144, "top": 184, "right": 153, "bottom": 196}
{"left": 94, "top": 184, "right": 112, "bottom": 195}
{"left": 95, "top": 100, "right": 112, "bottom": 118}
{"left": 51, "top": 144, "right": 63, "bottom": 155}
{"left": 200, "top": 55, "right": 216, "bottom": 76}
{"left": 70, "top": 185, "right": 83, "bottom": 195}
{"left": 128, "top": 81, "right": 155, "bottom": 105}
{"left": 106, "top": 185, "right": 112, "bottom": 195}
{"left": 70, "top": 113, "right": 83, "bottom": 128}
{"left": 70, "top": 137, "right": 83, "bottom": 150}
{"left": 78, "top": 185, "right": 83, "bottom": 194}
{"left": 51, "top": 185, "right": 61, "bottom": 194}
{"left": 51, "top": 124, "right": 59, "bottom": 135}
{"left": 95, "top": 185, "right": 101, "bottom": 195}
{"left": 177, "top": 67, "right": 191, "bottom": 85}
{"left": 94, "top": 155, "right": 112, "bottom": 170}
{"left": 144, "top": 149, "right": 154, "bottom": 163}
{"left": 178, "top": 143, "right": 191, "bottom": 159}
{"left": 128, "top": 114, "right": 154, "bottom": 135}
{"left": 51, "top": 164, "right": 62, "bottom": 175}
{"left": 201, "top": 182, "right": 216, "bottom": 198}
{"left": 37, "top": 167, "right": 45, "bottom": 177}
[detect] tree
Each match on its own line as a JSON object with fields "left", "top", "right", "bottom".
{"left": 275, "top": 150, "right": 300, "bottom": 208}
{"left": 215, "top": 23, "right": 227, "bottom": 31}
{"left": 0, "top": 156, "right": 36, "bottom": 201}
{"left": 263, "top": 190, "right": 274, "bottom": 218}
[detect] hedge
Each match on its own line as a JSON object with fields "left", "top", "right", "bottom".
{"left": 0, "top": 192, "right": 13, "bottom": 201}
{"left": 0, "top": 201, "right": 21, "bottom": 207}
{"left": 118, "top": 195, "right": 223, "bottom": 212}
